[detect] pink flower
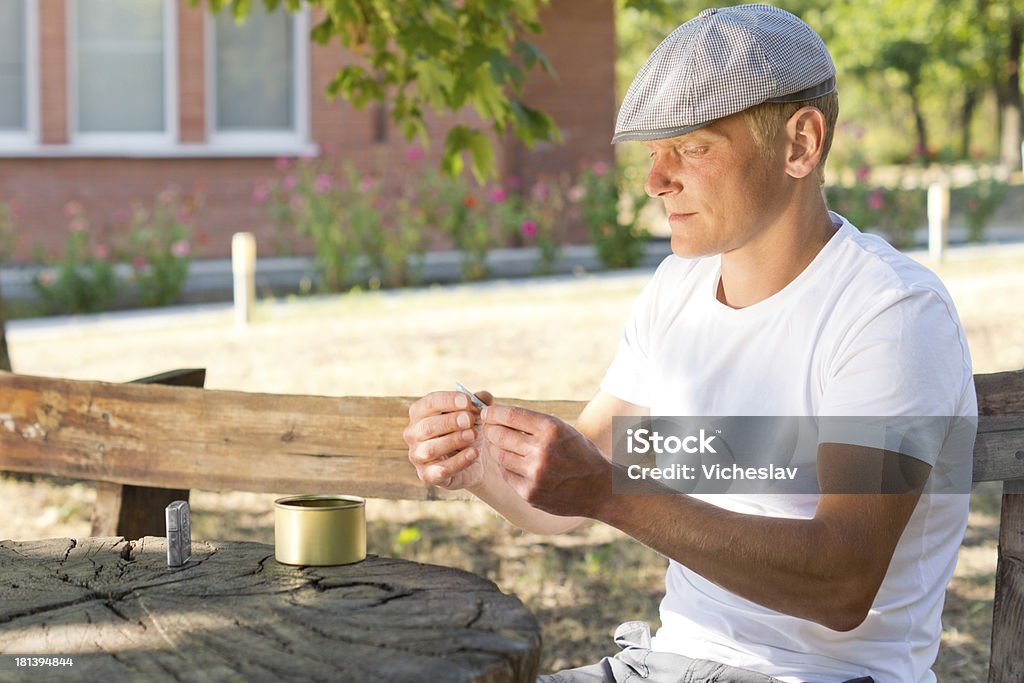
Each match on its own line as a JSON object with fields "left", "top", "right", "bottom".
{"left": 175, "top": 209, "right": 193, "bottom": 224}
{"left": 251, "top": 184, "right": 270, "bottom": 205}
{"left": 290, "top": 196, "right": 305, "bottom": 212}
{"left": 68, "top": 216, "right": 87, "bottom": 233}
{"left": 488, "top": 188, "right": 507, "bottom": 204}
{"left": 567, "top": 185, "right": 586, "bottom": 203}
{"left": 405, "top": 147, "right": 425, "bottom": 162}
{"left": 358, "top": 176, "right": 375, "bottom": 193}
{"left": 315, "top": 174, "right": 333, "bottom": 194}
{"left": 275, "top": 157, "right": 294, "bottom": 171}
{"left": 170, "top": 240, "right": 191, "bottom": 258}
{"left": 282, "top": 175, "right": 298, "bottom": 191}
{"left": 132, "top": 256, "right": 149, "bottom": 269}
{"left": 520, "top": 220, "right": 538, "bottom": 237}
{"left": 156, "top": 189, "right": 176, "bottom": 206}
{"left": 592, "top": 161, "right": 610, "bottom": 176}
{"left": 868, "top": 189, "right": 885, "bottom": 212}
{"left": 505, "top": 175, "right": 521, "bottom": 189}
{"left": 63, "top": 201, "right": 83, "bottom": 217}
{"left": 36, "top": 271, "right": 55, "bottom": 286}
{"left": 531, "top": 183, "right": 550, "bottom": 201}
{"left": 92, "top": 244, "right": 110, "bottom": 260}
{"left": 855, "top": 166, "right": 870, "bottom": 183}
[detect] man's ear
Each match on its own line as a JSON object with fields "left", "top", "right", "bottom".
{"left": 783, "top": 107, "right": 827, "bottom": 179}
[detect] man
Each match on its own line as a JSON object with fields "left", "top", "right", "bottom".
{"left": 404, "top": 4, "right": 975, "bottom": 682}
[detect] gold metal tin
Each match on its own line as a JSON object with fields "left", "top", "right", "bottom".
{"left": 274, "top": 495, "right": 367, "bottom": 566}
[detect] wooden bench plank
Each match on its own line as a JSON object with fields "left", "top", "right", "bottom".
{"left": 3, "top": 371, "right": 1023, "bottom": 492}
{"left": 0, "top": 371, "right": 582, "bottom": 500}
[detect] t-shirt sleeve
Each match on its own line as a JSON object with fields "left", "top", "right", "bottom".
{"left": 599, "top": 269, "right": 661, "bottom": 408}
{"left": 817, "top": 286, "right": 976, "bottom": 467}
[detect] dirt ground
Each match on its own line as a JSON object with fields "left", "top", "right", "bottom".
{"left": 3, "top": 242, "right": 1024, "bottom": 679}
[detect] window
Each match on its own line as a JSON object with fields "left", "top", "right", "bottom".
{"left": 0, "top": 0, "right": 36, "bottom": 144}
{"left": 71, "top": 0, "right": 176, "bottom": 144}
{"left": 208, "top": 5, "right": 308, "bottom": 146}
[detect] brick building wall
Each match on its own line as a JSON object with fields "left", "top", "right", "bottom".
{"left": 0, "top": 0, "right": 616, "bottom": 261}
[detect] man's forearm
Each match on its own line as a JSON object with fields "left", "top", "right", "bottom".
{"left": 593, "top": 492, "right": 899, "bottom": 631}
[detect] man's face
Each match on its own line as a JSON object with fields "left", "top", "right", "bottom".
{"left": 643, "top": 113, "right": 790, "bottom": 259}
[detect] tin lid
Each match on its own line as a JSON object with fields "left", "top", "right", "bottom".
{"left": 273, "top": 494, "right": 365, "bottom": 511}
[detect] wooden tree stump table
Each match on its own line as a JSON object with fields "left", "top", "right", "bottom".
{"left": 0, "top": 537, "right": 542, "bottom": 682}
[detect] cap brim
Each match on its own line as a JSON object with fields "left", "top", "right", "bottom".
{"left": 610, "top": 121, "right": 711, "bottom": 144}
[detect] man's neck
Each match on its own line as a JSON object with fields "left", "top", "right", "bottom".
{"left": 717, "top": 199, "right": 837, "bottom": 309}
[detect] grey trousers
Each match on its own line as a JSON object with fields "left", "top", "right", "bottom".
{"left": 537, "top": 621, "right": 875, "bottom": 683}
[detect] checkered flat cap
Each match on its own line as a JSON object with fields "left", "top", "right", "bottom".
{"left": 612, "top": 3, "right": 835, "bottom": 143}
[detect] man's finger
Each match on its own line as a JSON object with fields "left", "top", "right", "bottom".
{"left": 421, "top": 447, "right": 478, "bottom": 487}
{"left": 494, "top": 446, "right": 532, "bottom": 478}
{"left": 408, "top": 390, "right": 470, "bottom": 422}
{"left": 410, "top": 429, "right": 477, "bottom": 465}
{"left": 480, "top": 403, "right": 546, "bottom": 434}
{"left": 405, "top": 410, "right": 476, "bottom": 446}
{"left": 484, "top": 423, "right": 538, "bottom": 458}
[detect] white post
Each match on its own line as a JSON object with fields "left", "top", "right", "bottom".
{"left": 232, "top": 232, "right": 257, "bottom": 328}
{"left": 927, "top": 182, "right": 950, "bottom": 262}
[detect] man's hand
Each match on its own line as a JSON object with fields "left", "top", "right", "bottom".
{"left": 481, "top": 404, "right": 611, "bottom": 518}
{"left": 404, "top": 390, "right": 493, "bottom": 490}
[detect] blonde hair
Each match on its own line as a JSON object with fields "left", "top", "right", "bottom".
{"left": 742, "top": 90, "right": 839, "bottom": 185}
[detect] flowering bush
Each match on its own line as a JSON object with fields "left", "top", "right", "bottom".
{"left": 261, "top": 156, "right": 431, "bottom": 291}
{"left": 259, "top": 159, "right": 361, "bottom": 291}
{"left": 577, "top": 161, "right": 649, "bottom": 269}
{"left": 521, "top": 177, "right": 569, "bottom": 275}
{"left": 33, "top": 202, "right": 120, "bottom": 314}
{"left": 826, "top": 166, "right": 925, "bottom": 248}
{"left": 118, "top": 187, "right": 203, "bottom": 307}
{"left": 958, "top": 177, "right": 1008, "bottom": 243}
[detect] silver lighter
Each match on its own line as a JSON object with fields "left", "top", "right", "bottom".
{"left": 165, "top": 500, "right": 192, "bottom": 568}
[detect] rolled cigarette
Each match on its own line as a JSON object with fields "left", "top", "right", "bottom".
{"left": 454, "top": 381, "right": 487, "bottom": 411}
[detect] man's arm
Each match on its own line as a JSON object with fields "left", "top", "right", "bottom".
{"left": 405, "top": 389, "right": 649, "bottom": 535}
{"left": 483, "top": 405, "right": 923, "bottom": 631}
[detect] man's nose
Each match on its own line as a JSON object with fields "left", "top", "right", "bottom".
{"left": 644, "top": 157, "right": 679, "bottom": 198}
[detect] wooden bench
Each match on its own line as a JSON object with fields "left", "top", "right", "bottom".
{"left": 1, "top": 368, "right": 1022, "bottom": 681}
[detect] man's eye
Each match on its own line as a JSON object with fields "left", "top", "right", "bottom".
{"left": 683, "top": 146, "right": 708, "bottom": 157}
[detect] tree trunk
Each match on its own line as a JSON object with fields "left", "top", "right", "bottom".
{"left": 1000, "top": 14, "right": 1023, "bottom": 169}
{"left": 909, "top": 90, "right": 930, "bottom": 162}
{"left": 960, "top": 87, "right": 978, "bottom": 159}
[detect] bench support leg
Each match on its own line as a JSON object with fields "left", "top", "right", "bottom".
{"left": 91, "top": 482, "right": 191, "bottom": 539}
{"left": 988, "top": 482, "right": 1024, "bottom": 683}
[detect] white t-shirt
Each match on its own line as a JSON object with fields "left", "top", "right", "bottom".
{"left": 599, "top": 213, "right": 976, "bottom": 683}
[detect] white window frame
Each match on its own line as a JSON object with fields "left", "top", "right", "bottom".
{"left": 0, "top": 0, "right": 40, "bottom": 149}
{"left": 67, "top": 0, "right": 178, "bottom": 150}
{"left": 204, "top": 5, "right": 310, "bottom": 151}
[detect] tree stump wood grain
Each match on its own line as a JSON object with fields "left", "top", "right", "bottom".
{"left": 0, "top": 537, "right": 541, "bottom": 682}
